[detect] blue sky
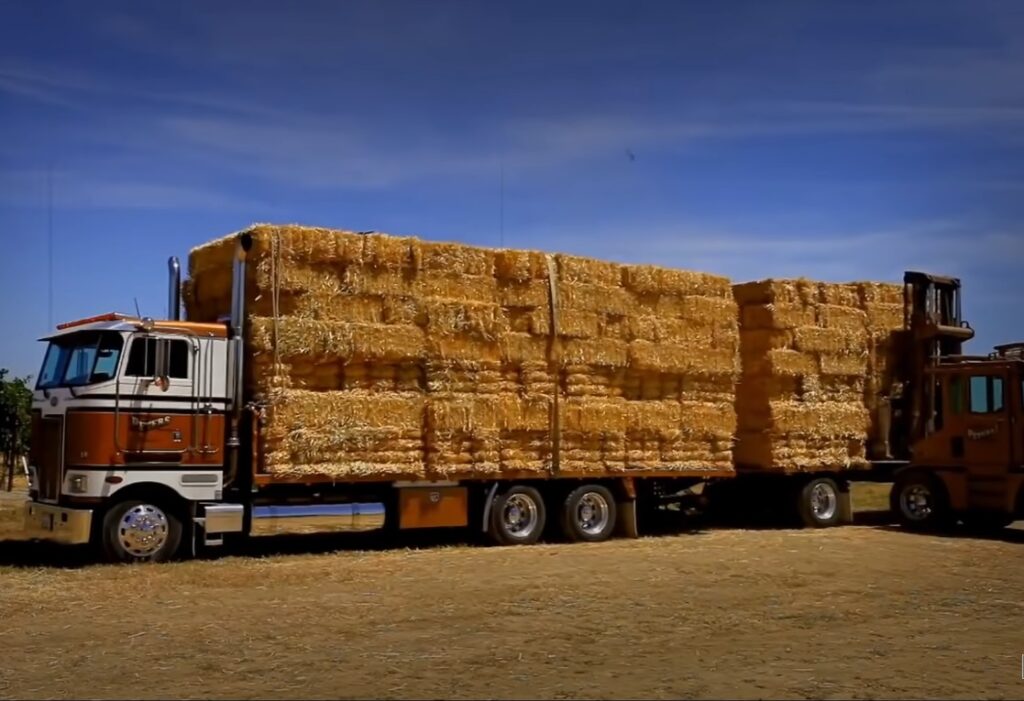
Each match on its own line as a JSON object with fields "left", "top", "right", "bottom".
{"left": 1, "top": 0, "right": 1023, "bottom": 379}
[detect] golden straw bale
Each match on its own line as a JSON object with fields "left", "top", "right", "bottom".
{"left": 417, "top": 274, "right": 499, "bottom": 304}
{"left": 817, "top": 283, "right": 861, "bottom": 307}
{"left": 746, "top": 401, "right": 870, "bottom": 437}
{"left": 630, "top": 341, "right": 738, "bottom": 376}
{"left": 557, "top": 309, "right": 602, "bottom": 339}
{"left": 562, "top": 397, "right": 628, "bottom": 434}
{"left": 556, "top": 254, "right": 622, "bottom": 286}
{"left": 361, "top": 233, "right": 415, "bottom": 270}
{"left": 423, "top": 300, "right": 509, "bottom": 341}
{"left": 857, "top": 282, "right": 904, "bottom": 305}
{"left": 628, "top": 316, "right": 660, "bottom": 342}
{"left": 620, "top": 265, "right": 661, "bottom": 295}
{"left": 498, "top": 281, "right": 549, "bottom": 308}
{"left": 792, "top": 326, "right": 868, "bottom": 354}
{"left": 250, "top": 317, "right": 427, "bottom": 362}
{"left": 658, "top": 269, "right": 734, "bottom": 299}
{"left": 341, "top": 267, "right": 415, "bottom": 296}
{"left": 500, "top": 333, "right": 550, "bottom": 365}
{"left": 562, "top": 338, "right": 629, "bottom": 367}
{"left": 863, "top": 303, "right": 905, "bottom": 330}
{"left": 426, "top": 336, "right": 502, "bottom": 363}
{"left": 494, "top": 249, "right": 548, "bottom": 282}
{"left": 819, "top": 353, "right": 869, "bottom": 377}
{"left": 744, "top": 349, "right": 818, "bottom": 377}
{"left": 558, "top": 282, "right": 634, "bottom": 315}
{"left": 732, "top": 278, "right": 818, "bottom": 307}
{"left": 816, "top": 304, "right": 868, "bottom": 331}
{"left": 740, "top": 304, "right": 817, "bottom": 331}
{"left": 415, "top": 240, "right": 494, "bottom": 277}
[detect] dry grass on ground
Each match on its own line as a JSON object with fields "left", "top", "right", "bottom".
{"left": 1, "top": 478, "right": 1023, "bottom": 699}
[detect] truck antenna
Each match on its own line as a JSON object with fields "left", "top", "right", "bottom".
{"left": 134, "top": 297, "right": 142, "bottom": 318}
{"left": 47, "top": 164, "right": 53, "bottom": 329}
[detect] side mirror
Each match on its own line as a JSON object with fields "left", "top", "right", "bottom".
{"left": 151, "top": 339, "right": 171, "bottom": 391}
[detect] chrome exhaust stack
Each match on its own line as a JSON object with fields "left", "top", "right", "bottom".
{"left": 225, "top": 232, "right": 253, "bottom": 488}
{"left": 167, "top": 257, "right": 181, "bottom": 321}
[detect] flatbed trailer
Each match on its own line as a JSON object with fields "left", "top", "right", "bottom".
{"left": 21, "top": 231, "right": 1019, "bottom": 563}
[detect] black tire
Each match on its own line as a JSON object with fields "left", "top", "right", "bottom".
{"left": 560, "top": 484, "right": 618, "bottom": 543}
{"left": 890, "top": 471, "right": 951, "bottom": 531}
{"left": 797, "top": 477, "right": 842, "bottom": 528}
{"left": 488, "top": 485, "right": 546, "bottom": 546}
{"left": 100, "top": 499, "right": 183, "bottom": 564}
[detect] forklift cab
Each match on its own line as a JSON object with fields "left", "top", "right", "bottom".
{"left": 894, "top": 351, "right": 1024, "bottom": 528}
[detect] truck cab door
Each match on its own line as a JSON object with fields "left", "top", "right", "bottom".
{"left": 962, "top": 372, "right": 1012, "bottom": 471}
{"left": 117, "top": 334, "right": 197, "bottom": 460}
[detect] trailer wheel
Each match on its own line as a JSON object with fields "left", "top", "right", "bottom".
{"left": 488, "top": 485, "right": 546, "bottom": 546}
{"left": 890, "top": 471, "right": 950, "bottom": 531}
{"left": 100, "top": 499, "right": 183, "bottom": 564}
{"left": 560, "top": 484, "right": 617, "bottom": 543}
{"left": 797, "top": 477, "right": 841, "bottom": 528}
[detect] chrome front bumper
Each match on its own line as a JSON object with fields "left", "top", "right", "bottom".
{"left": 23, "top": 502, "right": 93, "bottom": 545}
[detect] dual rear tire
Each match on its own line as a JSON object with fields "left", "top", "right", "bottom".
{"left": 487, "top": 483, "right": 618, "bottom": 546}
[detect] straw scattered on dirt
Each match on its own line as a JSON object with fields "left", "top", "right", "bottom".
{"left": 1, "top": 516, "right": 1022, "bottom": 700}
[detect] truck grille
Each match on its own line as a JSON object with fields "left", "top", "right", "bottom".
{"left": 30, "top": 412, "right": 63, "bottom": 503}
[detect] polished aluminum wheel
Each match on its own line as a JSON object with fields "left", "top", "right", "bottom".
{"left": 502, "top": 493, "right": 539, "bottom": 538}
{"left": 576, "top": 491, "right": 611, "bottom": 536}
{"left": 809, "top": 482, "right": 838, "bottom": 522}
{"left": 118, "top": 503, "right": 170, "bottom": 558}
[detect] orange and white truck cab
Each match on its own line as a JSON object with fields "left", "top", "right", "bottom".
{"left": 23, "top": 310, "right": 242, "bottom": 556}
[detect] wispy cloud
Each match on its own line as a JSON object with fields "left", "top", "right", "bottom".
{"left": 0, "top": 169, "right": 267, "bottom": 211}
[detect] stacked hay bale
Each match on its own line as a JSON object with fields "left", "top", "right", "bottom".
{"left": 184, "top": 224, "right": 740, "bottom": 481}
{"left": 732, "top": 279, "right": 907, "bottom": 471}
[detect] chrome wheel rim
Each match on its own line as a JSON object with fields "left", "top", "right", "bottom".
{"left": 118, "top": 504, "right": 169, "bottom": 558}
{"left": 577, "top": 492, "right": 611, "bottom": 536}
{"left": 900, "top": 484, "right": 932, "bottom": 521}
{"left": 809, "top": 483, "right": 838, "bottom": 522}
{"left": 502, "top": 494, "right": 539, "bottom": 538}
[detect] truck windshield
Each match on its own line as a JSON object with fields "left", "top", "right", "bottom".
{"left": 36, "top": 332, "right": 126, "bottom": 389}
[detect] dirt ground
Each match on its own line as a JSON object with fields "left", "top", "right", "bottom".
{"left": 0, "top": 481, "right": 1021, "bottom": 700}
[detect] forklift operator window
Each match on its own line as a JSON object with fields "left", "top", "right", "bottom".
{"left": 969, "top": 375, "right": 1005, "bottom": 414}
{"left": 948, "top": 376, "right": 964, "bottom": 414}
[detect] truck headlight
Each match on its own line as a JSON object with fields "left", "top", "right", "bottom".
{"left": 69, "top": 475, "right": 89, "bottom": 494}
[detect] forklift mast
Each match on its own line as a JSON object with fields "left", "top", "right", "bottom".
{"left": 902, "top": 271, "right": 975, "bottom": 446}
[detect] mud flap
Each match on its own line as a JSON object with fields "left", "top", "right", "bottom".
{"left": 614, "top": 499, "right": 639, "bottom": 539}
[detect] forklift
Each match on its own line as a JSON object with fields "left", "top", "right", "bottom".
{"left": 889, "top": 272, "right": 1023, "bottom": 531}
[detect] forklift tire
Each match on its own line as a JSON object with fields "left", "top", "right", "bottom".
{"left": 890, "top": 471, "right": 951, "bottom": 531}
{"left": 797, "top": 477, "right": 842, "bottom": 528}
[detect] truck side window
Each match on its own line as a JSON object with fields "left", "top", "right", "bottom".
{"left": 969, "top": 375, "right": 1005, "bottom": 414}
{"left": 125, "top": 338, "right": 190, "bottom": 379}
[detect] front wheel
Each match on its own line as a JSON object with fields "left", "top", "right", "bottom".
{"left": 100, "top": 499, "right": 183, "bottom": 564}
{"left": 890, "top": 471, "right": 951, "bottom": 531}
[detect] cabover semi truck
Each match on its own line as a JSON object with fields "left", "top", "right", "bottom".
{"left": 21, "top": 233, "right": 1024, "bottom": 563}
